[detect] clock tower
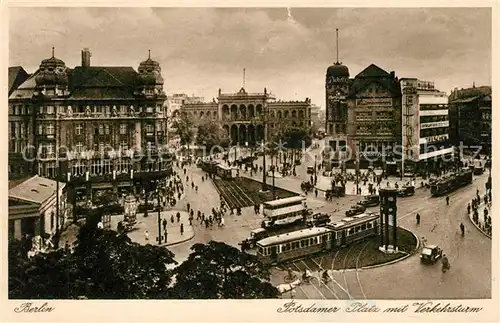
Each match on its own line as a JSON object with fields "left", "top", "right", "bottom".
{"left": 325, "top": 29, "right": 350, "bottom": 169}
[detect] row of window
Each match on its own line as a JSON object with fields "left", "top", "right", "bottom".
{"left": 9, "top": 105, "right": 31, "bottom": 115}
{"left": 419, "top": 141, "right": 451, "bottom": 154}
{"left": 420, "top": 127, "right": 448, "bottom": 138}
{"left": 420, "top": 115, "right": 448, "bottom": 123}
{"left": 258, "top": 233, "right": 332, "bottom": 256}
{"left": 264, "top": 201, "right": 304, "bottom": 211}
{"left": 419, "top": 104, "right": 448, "bottom": 111}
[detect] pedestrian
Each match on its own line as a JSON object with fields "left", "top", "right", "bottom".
{"left": 162, "top": 218, "right": 167, "bottom": 231}
{"left": 180, "top": 223, "right": 184, "bottom": 235}
{"left": 190, "top": 209, "right": 194, "bottom": 218}
{"left": 446, "top": 196, "right": 450, "bottom": 206}
{"left": 144, "top": 230, "right": 149, "bottom": 242}
{"left": 205, "top": 219, "right": 209, "bottom": 229}
{"left": 176, "top": 212, "right": 181, "bottom": 222}
{"left": 187, "top": 202, "right": 191, "bottom": 213}
{"left": 197, "top": 210, "right": 201, "bottom": 220}
{"left": 164, "top": 229, "right": 168, "bottom": 243}
{"left": 170, "top": 214, "right": 175, "bottom": 224}
{"left": 220, "top": 217, "right": 225, "bottom": 227}
{"left": 467, "top": 203, "right": 471, "bottom": 215}
{"left": 189, "top": 216, "right": 193, "bottom": 226}
{"left": 315, "top": 189, "right": 318, "bottom": 198}
{"left": 192, "top": 182, "right": 195, "bottom": 189}
{"left": 416, "top": 213, "right": 420, "bottom": 225}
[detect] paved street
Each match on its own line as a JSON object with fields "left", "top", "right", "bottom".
{"left": 167, "top": 159, "right": 491, "bottom": 299}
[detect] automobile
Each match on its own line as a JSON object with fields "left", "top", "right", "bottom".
{"left": 420, "top": 244, "right": 443, "bottom": 264}
{"left": 346, "top": 204, "right": 366, "bottom": 217}
{"left": 307, "top": 166, "right": 315, "bottom": 174}
{"left": 239, "top": 228, "right": 268, "bottom": 249}
{"left": 398, "top": 185, "right": 415, "bottom": 197}
{"left": 357, "top": 194, "right": 380, "bottom": 207}
{"left": 307, "top": 213, "right": 331, "bottom": 227}
{"left": 473, "top": 166, "right": 485, "bottom": 175}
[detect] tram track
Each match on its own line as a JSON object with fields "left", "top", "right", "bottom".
{"left": 341, "top": 245, "right": 354, "bottom": 299}
{"left": 212, "top": 179, "right": 248, "bottom": 209}
{"left": 354, "top": 242, "right": 370, "bottom": 300}
{"left": 289, "top": 262, "right": 311, "bottom": 299}
{"left": 295, "top": 260, "right": 327, "bottom": 300}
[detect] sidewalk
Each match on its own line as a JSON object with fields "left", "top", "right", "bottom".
{"left": 468, "top": 201, "right": 492, "bottom": 238}
{"left": 110, "top": 210, "right": 195, "bottom": 246}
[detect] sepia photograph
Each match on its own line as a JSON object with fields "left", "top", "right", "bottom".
{"left": 5, "top": 4, "right": 494, "bottom": 312}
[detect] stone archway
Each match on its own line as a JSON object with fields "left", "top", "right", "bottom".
{"left": 223, "top": 124, "right": 230, "bottom": 138}
{"left": 200, "top": 111, "right": 204, "bottom": 120}
{"left": 231, "top": 104, "right": 238, "bottom": 120}
{"left": 238, "top": 125, "right": 247, "bottom": 145}
{"left": 248, "top": 104, "right": 255, "bottom": 119}
{"left": 239, "top": 104, "right": 247, "bottom": 120}
{"left": 299, "top": 110, "right": 304, "bottom": 119}
{"left": 248, "top": 124, "right": 256, "bottom": 145}
{"left": 222, "top": 105, "right": 229, "bottom": 121}
{"left": 277, "top": 111, "right": 282, "bottom": 119}
{"left": 284, "top": 110, "right": 290, "bottom": 118}
{"left": 256, "top": 104, "right": 263, "bottom": 117}
{"left": 230, "top": 124, "right": 239, "bottom": 144}
{"left": 256, "top": 124, "right": 264, "bottom": 143}
{"left": 292, "top": 110, "right": 297, "bottom": 119}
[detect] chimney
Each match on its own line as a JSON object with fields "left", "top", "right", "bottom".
{"left": 81, "top": 48, "right": 91, "bottom": 67}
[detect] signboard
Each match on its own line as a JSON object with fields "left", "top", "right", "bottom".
{"left": 420, "top": 121, "right": 449, "bottom": 129}
{"left": 357, "top": 98, "right": 393, "bottom": 106}
{"left": 420, "top": 134, "right": 449, "bottom": 144}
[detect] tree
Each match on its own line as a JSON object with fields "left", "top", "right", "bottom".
{"left": 277, "top": 127, "right": 313, "bottom": 164}
{"left": 171, "top": 241, "right": 279, "bottom": 299}
{"left": 195, "top": 121, "right": 230, "bottom": 151}
{"left": 8, "top": 223, "right": 177, "bottom": 299}
{"left": 173, "top": 115, "right": 194, "bottom": 151}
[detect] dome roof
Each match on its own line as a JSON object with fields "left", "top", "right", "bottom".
{"left": 327, "top": 62, "right": 349, "bottom": 78}
{"left": 35, "top": 50, "right": 68, "bottom": 87}
{"left": 137, "top": 51, "right": 163, "bottom": 86}
{"left": 138, "top": 73, "right": 164, "bottom": 86}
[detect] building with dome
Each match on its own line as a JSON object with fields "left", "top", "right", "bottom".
{"left": 8, "top": 48, "right": 172, "bottom": 205}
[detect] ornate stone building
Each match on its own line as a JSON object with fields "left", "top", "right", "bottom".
{"left": 8, "top": 48, "right": 173, "bottom": 202}
{"left": 180, "top": 87, "right": 312, "bottom": 145}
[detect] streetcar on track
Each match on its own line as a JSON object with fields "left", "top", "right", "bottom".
{"left": 256, "top": 212, "right": 379, "bottom": 264}
{"left": 430, "top": 168, "right": 473, "bottom": 197}
{"left": 215, "top": 164, "right": 238, "bottom": 179}
{"left": 261, "top": 196, "right": 308, "bottom": 229}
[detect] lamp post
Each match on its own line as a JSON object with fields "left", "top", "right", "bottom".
{"left": 156, "top": 185, "right": 162, "bottom": 245}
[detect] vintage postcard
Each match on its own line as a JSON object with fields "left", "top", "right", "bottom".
{"left": 1, "top": 1, "right": 498, "bottom": 322}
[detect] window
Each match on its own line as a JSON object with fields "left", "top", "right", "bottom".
{"left": 146, "top": 106, "right": 154, "bottom": 113}
{"left": 46, "top": 106, "right": 54, "bottom": 114}
{"left": 47, "top": 124, "right": 55, "bottom": 135}
{"left": 120, "top": 124, "right": 127, "bottom": 135}
{"left": 8, "top": 105, "right": 13, "bottom": 115}
{"left": 120, "top": 141, "right": 128, "bottom": 151}
{"left": 99, "top": 124, "right": 104, "bottom": 135}
{"left": 120, "top": 105, "right": 127, "bottom": 114}
{"left": 348, "top": 228, "right": 355, "bottom": 235}
{"left": 38, "top": 124, "right": 44, "bottom": 135}
{"left": 75, "top": 142, "right": 83, "bottom": 153}
{"left": 367, "top": 222, "right": 373, "bottom": 229}
{"left": 105, "top": 124, "right": 111, "bottom": 135}
{"left": 46, "top": 143, "right": 54, "bottom": 157}
{"left": 75, "top": 124, "right": 83, "bottom": 135}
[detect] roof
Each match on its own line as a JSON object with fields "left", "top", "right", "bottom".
{"left": 8, "top": 66, "right": 30, "bottom": 95}
{"left": 9, "top": 175, "right": 65, "bottom": 205}
{"left": 263, "top": 195, "right": 305, "bottom": 207}
{"left": 327, "top": 213, "right": 379, "bottom": 230}
{"left": 257, "top": 227, "right": 331, "bottom": 246}
{"left": 355, "top": 64, "right": 391, "bottom": 78}
{"left": 10, "top": 66, "right": 141, "bottom": 100}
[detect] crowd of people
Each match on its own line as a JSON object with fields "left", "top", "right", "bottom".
{"left": 468, "top": 187, "right": 492, "bottom": 237}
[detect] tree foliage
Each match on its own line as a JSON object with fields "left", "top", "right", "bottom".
{"left": 278, "top": 127, "right": 312, "bottom": 149}
{"left": 8, "top": 223, "right": 177, "bottom": 299}
{"left": 195, "top": 121, "right": 230, "bottom": 150}
{"left": 173, "top": 115, "right": 194, "bottom": 146}
{"left": 172, "top": 241, "right": 279, "bottom": 299}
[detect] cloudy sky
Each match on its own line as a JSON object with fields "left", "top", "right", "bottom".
{"left": 9, "top": 7, "right": 491, "bottom": 107}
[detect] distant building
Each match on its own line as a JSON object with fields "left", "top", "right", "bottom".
{"left": 400, "top": 78, "right": 452, "bottom": 172}
{"left": 167, "top": 93, "right": 204, "bottom": 120}
{"left": 310, "top": 104, "right": 321, "bottom": 131}
{"left": 448, "top": 85, "right": 492, "bottom": 155}
{"left": 180, "top": 87, "right": 312, "bottom": 145}
{"left": 9, "top": 175, "right": 69, "bottom": 240}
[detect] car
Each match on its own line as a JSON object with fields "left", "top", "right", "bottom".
{"left": 357, "top": 195, "right": 380, "bottom": 207}
{"left": 473, "top": 166, "right": 484, "bottom": 175}
{"left": 346, "top": 204, "right": 366, "bottom": 217}
{"left": 239, "top": 228, "right": 268, "bottom": 249}
{"left": 420, "top": 244, "right": 443, "bottom": 264}
{"left": 398, "top": 185, "right": 415, "bottom": 197}
{"left": 307, "top": 213, "right": 331, "bottom": 227}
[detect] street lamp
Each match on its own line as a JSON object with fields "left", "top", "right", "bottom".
{"left": 156, "top": 185, "right": 162, "bottom": 245}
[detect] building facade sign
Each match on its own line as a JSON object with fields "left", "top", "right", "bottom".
{"left": 420, "top": 134, "right": 449, "bottom": 144}
{"left": 420, "top": 121, "right": 449, "bottom": 129}
{"left": 357, "top": 98, "right": 393, "bottom": 106}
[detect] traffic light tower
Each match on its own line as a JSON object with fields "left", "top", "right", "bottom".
{"left": 378, "top": 187, "right": 399, "bottom": 253}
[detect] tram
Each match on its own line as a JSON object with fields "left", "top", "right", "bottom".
{"left": 256, "top": 212, "right": 379, "bottom": 264}
{"left": 215, "top": 164, "right": 237, "bottom": 179}
{"left": 430, "top": 168, "right": 473, "bottom": 197}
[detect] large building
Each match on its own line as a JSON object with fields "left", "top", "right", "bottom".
{"left": 400, "top": 78, "right": 452, "bottom": 172}
{"left": 9, "top": 176, "right": 68, "bottom": 240}
{"left": 8, "top": 48, "right": 173, "bottom": 204}
{"left": 325, "top": 61, "right": 402, "bottom": 170}
{"left": 180, "top": 87, "right": 312, "bottom": 145}
{"left": 448, "top": 85, "right": 492, "bottom": 155}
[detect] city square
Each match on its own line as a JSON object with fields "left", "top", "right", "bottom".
{"left": 7, "top": 7, "right": 493, "bottom": 302}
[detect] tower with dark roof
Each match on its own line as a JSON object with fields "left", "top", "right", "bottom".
{"left": 34, "top": 47, "right": 69, "bottom": 97}
{"left": 137, "top": 50, "right": 165, "bottom": 98}
{"left": 324, "top": 29, "right": 350, "bottom": 168}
